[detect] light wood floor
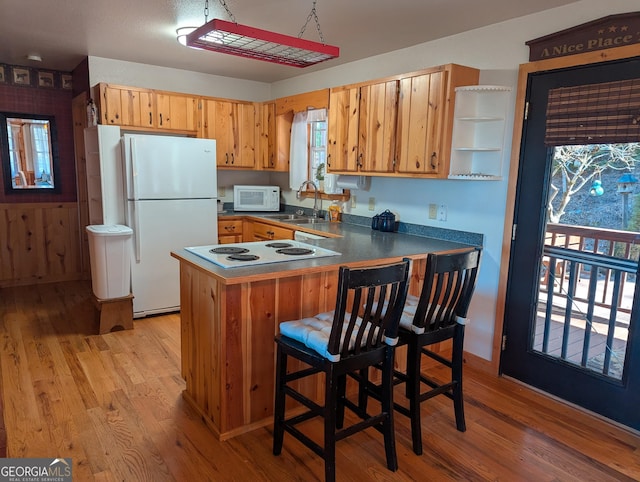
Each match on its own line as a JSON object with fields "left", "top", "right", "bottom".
{"left": 1, "top": 280, "right": 639, "bottom": 481}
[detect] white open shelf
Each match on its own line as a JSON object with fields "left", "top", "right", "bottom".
{"left": 449, "top": 85, "right": 511, "bottom": 180}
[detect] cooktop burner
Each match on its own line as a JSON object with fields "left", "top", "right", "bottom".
{"left": 265, "top": 242, "right": 293, "bottom": 249}
{"left": 211, "top": 246, "right": 250, "bottom": 254}
{"left": 227, "top": 254, "right": 260, "bottom": 261}
{"left": 276, "top": 247, "right": 313, "bottom": 256}
{"left": 185, "top": 240, "right": 341, "bottom": 269}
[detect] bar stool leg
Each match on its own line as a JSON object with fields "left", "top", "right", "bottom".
{"left": 273, "top": 345, "right": 287, "bottom": 455}
{"left": 407, "top": 340, "right": 423, "bottom": 455}
{"left": 452, "top": 324, "right": 467, "bottom": 432}
{"left": 324, "top": 365, "right": 338, "bottom": 482}
{"left": 381, "top": 347, "right": 398, "bottom": 471}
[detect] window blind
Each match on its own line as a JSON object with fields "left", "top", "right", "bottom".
{"left": 545, "top": 78, "right": 640, "bottom": 146}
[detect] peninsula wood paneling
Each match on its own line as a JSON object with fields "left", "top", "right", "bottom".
{"left": 179, "top": 263, "right": 338, "bottom": 440}
{"left": 0, "top": 202, "right": 83, "bottom": 287}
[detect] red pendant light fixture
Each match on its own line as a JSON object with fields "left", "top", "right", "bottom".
{"left": 185, "top": 0, "right": 339, "bottom": 68}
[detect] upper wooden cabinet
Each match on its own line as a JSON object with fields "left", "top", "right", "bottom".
{"left": 395, "top": 70, "right": 447, "bottom": 175}
{"left": 257, "top": 101, "right": 288, "bottom": 171}
{"left": 327, "top": 64, "right": 479, "bottom": 178}
{"left": 97, "top": 83, "right": 198, "bottom": 134}
{"left": 396, "top": 64, "right": 479, "bottom": 178}
{"left": 98, "top": 83, "right": 155, "bottom": 128}
{"left": 202, "top": 99, "right": 256, "bottom": 169}
{"left": 155, "top": 93, "right": 198, "bottom": 132}
{"left": 93, "top": 64, "right": 478, "bottom": 178}
{"left": 327, "top": 81, "right": 398, "bottom": 174}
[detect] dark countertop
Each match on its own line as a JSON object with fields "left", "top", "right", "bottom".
{"left": 172, "top": 215, "right": 477, "bottom": 285}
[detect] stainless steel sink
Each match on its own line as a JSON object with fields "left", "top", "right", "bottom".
{"left": 260, "top": 213, "right": 329, "bottom": 225}
{"left": 261, "top": 213, "right": 307, "bottom": 221}
{"left": 284, "top": 218, "right": 329, "bottom": 225}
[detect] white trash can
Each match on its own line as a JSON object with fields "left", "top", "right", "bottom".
{"left": 86, "top": 224, "right": 133, "bottom": 300}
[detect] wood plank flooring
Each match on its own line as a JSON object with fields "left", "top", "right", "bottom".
{"left": 1, "top": 280, "right": 639, "bottom": 481}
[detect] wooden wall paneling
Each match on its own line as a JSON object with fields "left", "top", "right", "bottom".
{"left": 45, "top": 202, "right": 81, "bottom": 277}
{"left": 0, "top": 203, "right": 84, "bottom": 287}
{"left": 71, "top": 93, "right": 90, "bottom": 276}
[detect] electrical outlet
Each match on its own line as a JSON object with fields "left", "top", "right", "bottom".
{"left": 218, "top": 187, "right": 226, "bottom": 197}
{"left": 438, "top": 203, "right": 447, "bottom": 221}
{"left": 368, "top": 197, "right": 375, "bottom": 211}
{"left": 428, "top": 203, "right": 437, "bottom": 219}
{"left": 351, "top": 196, "right": 357, "bottom": 209}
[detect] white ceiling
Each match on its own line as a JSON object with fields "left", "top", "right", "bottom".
{"left": 0, "top": 0, "right": 578, "bottom": 83}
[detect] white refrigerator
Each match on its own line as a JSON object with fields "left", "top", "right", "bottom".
{"left": 122, "top": 133, "right": 218, "bottom": 317}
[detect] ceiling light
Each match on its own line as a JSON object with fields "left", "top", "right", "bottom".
{"left": 26, "top": 54, "right": 42, "bottom": 62}
{"left": 176, "top": 27, "right": 198, "bottom": 47}
{"left": 185, "top": 0, "right": 339, "bottom": 68}
{"left": 186, "top": 19, "right": 339, "bottom": 68}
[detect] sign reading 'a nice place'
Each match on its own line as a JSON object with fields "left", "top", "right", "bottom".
{"left": 526, "top": 12, "right": 640, "bottom": 62}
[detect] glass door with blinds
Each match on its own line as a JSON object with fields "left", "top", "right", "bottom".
{"left": 501, "top": 57, "right": 640, "bottom": 431}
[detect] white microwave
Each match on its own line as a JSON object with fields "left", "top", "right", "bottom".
{"left": 233, "top": 185, "right": 280, "bottom": 211}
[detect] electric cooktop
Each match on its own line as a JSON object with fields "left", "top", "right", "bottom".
{"left": 185, "top": 240, "right": 341, "bottom": 268}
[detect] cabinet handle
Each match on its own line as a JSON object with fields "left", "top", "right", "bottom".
{"left": 430, "top": 152, "right": 437, "bottom": 169}
{"left": 231, "top": 153, "right": 235, "bottom": 164}
{"left": 358, "top": 153, "right": 363, "bottom": 168}
{"left": 224, "top": 225, "right": 235, "bottom": 231}
{"left": 159, "top": 113, "right": 163, "bottom": 126}
{"left": 327, "top": 153, "right": 331, "bottom": 168}
{"left": 225, "top": 153, "right": 229, "bottom": 164}
{"left": 149, "top": 112, "right": 152, "bottom": 125}
{"left": 267, "top": 230, "right": 274, "bottom": 238}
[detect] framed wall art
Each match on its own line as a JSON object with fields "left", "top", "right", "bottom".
{"left": 61, "top": 74, "right": 72, "bottom": 90}
{"left": 12, "top": 67, "right": 30, "bottom": 85}
{"left": 38, "top": 71, "right": 55, "bottom": 88}
{"left": 0, "top": 66, "right": 6, "bottom": 83}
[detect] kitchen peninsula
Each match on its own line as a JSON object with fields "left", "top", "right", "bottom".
{"left": 171, "top": 219, "right": 477, "bottom": 440}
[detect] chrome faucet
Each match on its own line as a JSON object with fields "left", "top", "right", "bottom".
{"left": 297, "top": 180, "right": 320, "bottom": 218}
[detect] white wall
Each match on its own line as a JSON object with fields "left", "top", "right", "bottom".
{"left": 86, "top": 0, "right": 640, "bottom": 362}
{"left": 88, "top": 57, "right": 271, "bottom": 101}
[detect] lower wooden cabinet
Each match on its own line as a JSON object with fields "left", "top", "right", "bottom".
{"left": 218, "top": 218, "right": 243, "bottom": 244}
{"left": 246, "top": 220, "right": 294, "bottom": 241}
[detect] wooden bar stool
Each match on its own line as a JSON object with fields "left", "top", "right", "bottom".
{"left": 359, "top": 248, "right": 481, "bottom": 455}
{"left": 272, "top": 259, "right": 410, "bottom": 482}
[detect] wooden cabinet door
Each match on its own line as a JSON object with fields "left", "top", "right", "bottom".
{"left": 395, "top": 71, "right": 447, "bottom": 175}
{"left": 234, "top": 102, "right": 256, "bottom": 168}
{"left": 99, "top": 84, "right": 155, "bottom": 128}
{"left": 248, "top": 221, "right": 294, "bottom": 241}
{"left": 204, "top": 99, "right": 233, "bottom": 167}
{"left": 358, "top": 81, "right": 398, "bottom": 173}
{"left": 204, "top": 100, "right": 255, "bottom": 168}
{"left": 275, "top": 110, "right": 293, "bottom": 172}
{"left": 327, "top": 87, "right": 360, "bottom": 173}
{"left": 257, "top": 102, "right": 284, "bottom": 171}
{"left": 155, "top": 93, "right": 198, "bottom": 131}
{"left": 218, "top": 219, "right": 243, "bottom": 244}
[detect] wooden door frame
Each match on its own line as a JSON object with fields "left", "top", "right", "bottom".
{"left": 491, "top": 43, "right": 640, "bottom": 376}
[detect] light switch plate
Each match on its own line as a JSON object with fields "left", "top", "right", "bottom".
{"left": 438, "top": 203, "right": 447, "bottom": 221}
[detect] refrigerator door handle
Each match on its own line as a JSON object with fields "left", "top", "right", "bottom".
{"left": 129, "top": 137, "right": 138, "bottom": 201}
{"left": 131, "top": 202, "right": 142, "bottom": 263}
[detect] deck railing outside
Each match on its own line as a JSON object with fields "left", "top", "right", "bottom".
{"left": 536, "top": 223, "right": 639, "bottom": 379}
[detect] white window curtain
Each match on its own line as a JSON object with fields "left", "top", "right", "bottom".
{"left": 289, "top": 108, "right": 327, "bottom": 190}
{"left": 30, "top": 123, "right": 51, "bottom": 179}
